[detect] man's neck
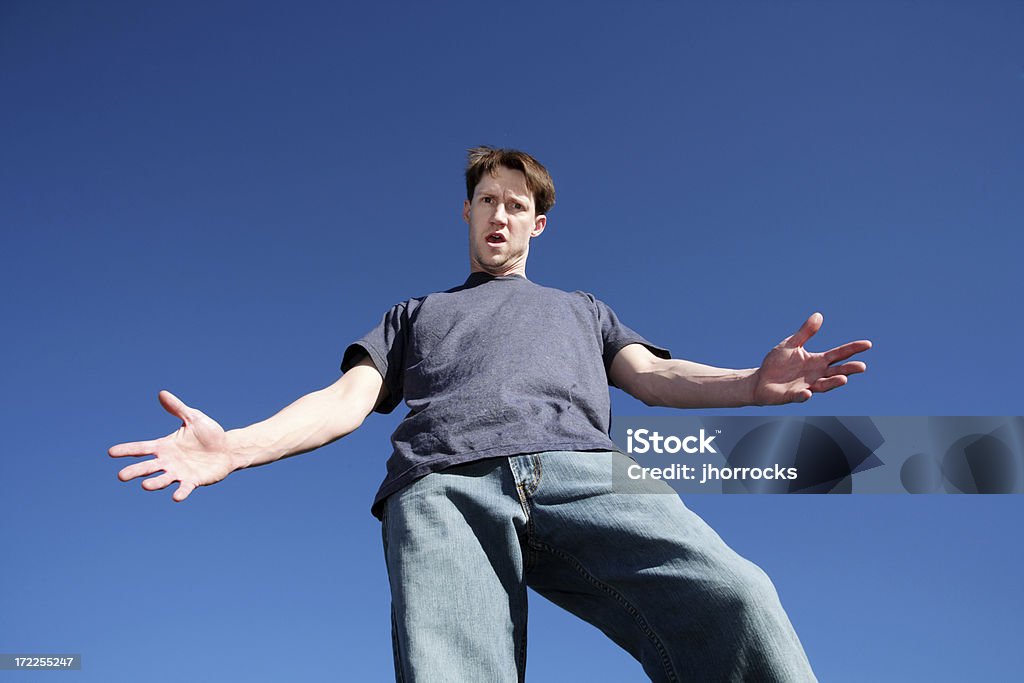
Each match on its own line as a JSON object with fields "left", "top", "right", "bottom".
{"left": 470, "top": 266, "right": 527, "bottom": 278}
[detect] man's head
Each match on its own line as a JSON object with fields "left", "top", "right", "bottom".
{"left": 463, "top": 146, "right": 556, "bottom": 277}
{"left": 464, "top": 147, "right": 556, "bottom": 216}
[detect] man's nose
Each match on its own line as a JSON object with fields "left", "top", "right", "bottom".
{"left": 491, "top": 203, "right": 508, "bottom": 225}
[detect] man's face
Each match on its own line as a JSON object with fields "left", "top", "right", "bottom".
{"left": 463, "top": 166, "right": 546, "bottom": 276}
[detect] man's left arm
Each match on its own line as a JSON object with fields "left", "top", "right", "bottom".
{"left": 609, "top": 312, "right": 871, "bottom": 409}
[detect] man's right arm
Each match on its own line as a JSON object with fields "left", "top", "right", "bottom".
{"left": 109, "top": 356, "right": 386, "bottom": 501}
{"left": 228, "top": 356, "right": 386, "bottom": 468}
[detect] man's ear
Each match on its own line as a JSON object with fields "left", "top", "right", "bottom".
{"left": 531, "top": 215, "right": 547, "bottom": 238}
{"left": 462, "top": 199, "right": 471, "bottom": 224}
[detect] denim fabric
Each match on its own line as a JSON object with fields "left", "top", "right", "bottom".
{"left": 382, "top": 451, "right": 817, "bottom": 682}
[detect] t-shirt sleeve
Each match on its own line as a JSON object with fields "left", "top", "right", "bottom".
{"left": 340, "top": 302, "right": 407, "bottom": 414}
{"left": 590, "top": 295, "right": 671, "bottom": 372}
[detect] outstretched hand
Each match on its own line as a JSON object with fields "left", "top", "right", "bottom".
{"left": 109, "top": 391, "right": 236, "bottom": 502}
{"left": 752, "top": 313, "right": 871, "bottom": 405}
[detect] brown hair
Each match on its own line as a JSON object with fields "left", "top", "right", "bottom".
{"left": 465, "top": 146, "right": 556, "bottom": 215}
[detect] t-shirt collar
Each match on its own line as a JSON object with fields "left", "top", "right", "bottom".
{"left": 463, "top": 271, "right": 528, "bottom": 287}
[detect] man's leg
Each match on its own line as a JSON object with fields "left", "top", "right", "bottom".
{"left": 382, "top": 458, "right": 530, "bottom": 682}
{"left": 517, "top": 451, "right": 817, "bottom": 683}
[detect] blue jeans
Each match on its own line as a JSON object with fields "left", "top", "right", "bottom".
{"left": 382, "top": 451, "right": 817, "bottom": 682}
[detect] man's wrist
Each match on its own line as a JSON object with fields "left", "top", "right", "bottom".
{"left": 225, "top": 430, "right": 256, "bottom": 471}
{"left": 741, "top": 368, "right": 761, "bottom": 407}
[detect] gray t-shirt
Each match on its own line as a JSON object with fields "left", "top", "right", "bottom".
{"left": 341, "top": 272, "right": 670, "bottom": 518}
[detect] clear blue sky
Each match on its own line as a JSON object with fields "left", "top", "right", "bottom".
{"left": 2, "top": 1, "right": 1022, "bottom": 680}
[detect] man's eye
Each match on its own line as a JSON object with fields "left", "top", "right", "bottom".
{"left": 512, "top": 203, "right": 524, "bottom": 210}
{"left": 481, "top": 197, "right": 492, "bottom": 203}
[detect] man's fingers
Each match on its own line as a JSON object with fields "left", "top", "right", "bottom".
{"left": 118, "top": 459, "right": 165, "bottom": 482}
{"left": 172, "top": 482, "right": 196, "bottom": 502}
{"left": 812, "top": 375, "right": 848, "bottom": 393}
{"left": 825, "top": 361, "right": 867, "bottom": 377}
{"left": 787, "top": 312, "right": 823, "bottom": 348}
{"left": 109, "top": 440, "right": 160, "bottom": 457}
{"left": 142, "top": 473, "right": 175, "bottom": 491}
{"left": 824, "top": 340, "right": 873, "bottom": 364}
{"left": 158, "top": 390, "right": 192, "bottom": 423}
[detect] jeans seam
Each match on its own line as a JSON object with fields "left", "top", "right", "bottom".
{"left": 516, "top": 598, "right": 528, "bottom": 683}
{"left": 505, "top": 457, "right": 533, "bottom": 679}
{"left": 524, "top": 454, "right": 543, "bottom": 496}
{"left": 382, "top": 505, "right": 407, "bottom": 683}
{"left": 531, "top": 539, "right": 679, "bottom": 683}
{"left": 509, "top": 458, "right": 539, "bottom": 573}
{"left": 391, "top": 607, "right": 405, "bottom": 683}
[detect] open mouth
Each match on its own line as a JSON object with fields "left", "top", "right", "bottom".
{"left": 486, "top": 232, "right": 507, "bottom": 244}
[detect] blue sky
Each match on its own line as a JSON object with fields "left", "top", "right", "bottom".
{"left": 2, "top": 1, "right": 1022, "bottom": 680}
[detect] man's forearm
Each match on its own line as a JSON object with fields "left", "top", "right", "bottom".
{"left": 638, "top": 359, "right": 759, "bottom": 409}
{"left": 225, "top": 387, "right": 366, "bottom": 470}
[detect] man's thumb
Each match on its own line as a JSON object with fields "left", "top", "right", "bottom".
{"left": 158, "top": 390, "right": 192, "bottom": 423}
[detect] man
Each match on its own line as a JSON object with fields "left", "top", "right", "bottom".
{"left": 111, "top": 147, "right": 870, "bottom": 682}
